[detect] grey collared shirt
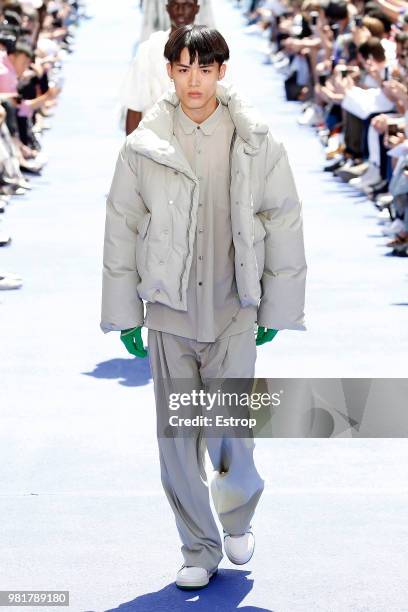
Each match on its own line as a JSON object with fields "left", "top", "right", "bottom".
{"left": 144, "top": 99, "right": 257, "bottom": 342}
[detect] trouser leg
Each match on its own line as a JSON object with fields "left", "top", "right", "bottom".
{"left": 147, "top": 327, "right": 264, "bottom": 568}
{"left": 147, "top": 329, "right": 223, "bottom": 571}
{"left": 198, "top": 329, "right": 265, "bottom": 536}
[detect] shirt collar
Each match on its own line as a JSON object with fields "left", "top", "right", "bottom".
{"left": 175, "top": 98, "right": 224, "bottom": 136}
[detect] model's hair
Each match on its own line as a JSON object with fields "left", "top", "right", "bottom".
{"left": 358, "top": 37, "right": 386, "bottom": 62}
{"left": 164, "top": 25, "right": 230, "bottom": 66}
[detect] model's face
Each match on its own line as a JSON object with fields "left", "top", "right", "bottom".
{"left": 166, "top": 0, "right": 199, "bottom": 28}
{"left": 167, "top": 47, "right": 226, "bottom": 111}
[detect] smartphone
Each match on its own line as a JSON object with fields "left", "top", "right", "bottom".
{"left": 384, "top": 66, "right": 389, "bottom": 81}
{"left": 310, "top": 11, "right": 318, "bottom": 27}
{"left": 340, "top": 68, "right": 349, "bottom": 78}
{"left": 319, "top": 74, "right": 328, "bottom": 86}
{"left": 330, "top": 23, "right": 339, "bottom": 38}
{"left": 355, "top": 15, "right": 363, "bottom": 28}
{"left": 388, "top": 123, "right": 399, "bottom": 137}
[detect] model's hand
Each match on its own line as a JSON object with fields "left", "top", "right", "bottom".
{"left": 120, "top": 326, "right": 148, "bottom": 358}
{"left": 256, "top": 326, "right": 279, "bottom": 346}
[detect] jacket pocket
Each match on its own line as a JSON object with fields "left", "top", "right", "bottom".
{"left": 135, "top": 212, "right": 151, "bottom": 277}
{"left": 253, "top": 215, "right": 266, "bottom": 280}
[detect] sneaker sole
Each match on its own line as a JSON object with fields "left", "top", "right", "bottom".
{"left": 176, "top": 569, "right": 218, "bottom": 590}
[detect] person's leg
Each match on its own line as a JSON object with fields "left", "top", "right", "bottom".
{"left": 147, "top": 329, "right": 223, "bottom": 571}
{"left": 198, "top": 329, "right": 265, "bottom": 536}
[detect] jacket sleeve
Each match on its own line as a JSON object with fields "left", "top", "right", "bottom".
{"left": 256, "top": 133, "right": 307, "bottom": 331}
{"left": 100, "top": 140, "right": 147, "bottom": 333}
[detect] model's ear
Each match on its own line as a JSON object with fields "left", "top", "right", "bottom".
{"left": 166, "top": 62, "right": 173, "bottom": 80}
{"left": 218, "top": 63, "right": 227, "bottom": 81}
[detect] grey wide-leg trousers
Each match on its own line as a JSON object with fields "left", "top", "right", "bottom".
{"left": 147, "top": 327, "right": 265, "bottom": 571}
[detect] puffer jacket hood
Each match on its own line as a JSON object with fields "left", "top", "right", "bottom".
{"left": 100, "top": 83, "right": 307, "bottom": 334}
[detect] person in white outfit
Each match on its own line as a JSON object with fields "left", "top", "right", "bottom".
{"left": 122, "top": 0, "right": 210, "bottom": 135}
{"left": 140, "top": 0, "right": 215, "bottom": 42}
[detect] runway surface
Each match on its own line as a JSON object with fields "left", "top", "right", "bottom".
{"left": 0, "top": 1, "right": 407, "bottom": 610}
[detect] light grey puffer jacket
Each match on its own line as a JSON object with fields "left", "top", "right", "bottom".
{"left": 101, "top": 83, "right": 307, "bottom": 333}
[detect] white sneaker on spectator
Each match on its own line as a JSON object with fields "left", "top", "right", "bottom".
{"left": 382, "top": 219, "right": 405, "bottom": 236}
{"left": 274, "top": 57, "right": 291, "bottom": 74}
{"left": 243, "top": 24, "right": 262, "bottom": 35}
{"left": 0, "top": 232, "right": 11, "bottom": 247}
{"left": 0, "top": 274, "right": 23, "bottom": 290}
{"left": 375, "top": 193, "right": 393, "bottom": 209}
{"left": 348, "top": 164, "right": 380, "bottom": 190}
{"left": 272, "top": 51, "right": 286, "bottom": 64}
{"left": 297, "top": 105, "right": 323, "bottom": 126}
{"left": 377, "top": 208, "right": 392, "bottom": 222}
{"left": 175, "top": 565, "right": 218, "bottom": 590}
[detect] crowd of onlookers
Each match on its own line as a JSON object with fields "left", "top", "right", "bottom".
{"left": 0, "top": 0, "right": 88, "bottom": 289}
{"left": 237, "top": 0, "right": 408, "bottom": 255}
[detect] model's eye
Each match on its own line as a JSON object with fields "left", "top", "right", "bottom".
{"left": 178, "top": 68, "right": 188, "bottom": 73}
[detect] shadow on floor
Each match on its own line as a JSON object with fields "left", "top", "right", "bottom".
{"left": 82, "top": 357, "right": 151, "bottom": 387}
{"left": 104, "top": 569, "right": 273, "bottom": 611}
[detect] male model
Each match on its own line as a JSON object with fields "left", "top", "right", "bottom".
{"left": 102, "top": 25, "right": 307, "bottom": 590}
{"left": 139, "top": 0, "right": 215, "bottom": 43}
{"left": 122, "top": 0, "right": 201, "bottom": 135}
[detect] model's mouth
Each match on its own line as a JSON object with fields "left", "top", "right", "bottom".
{"left": 188, "top": 92, "right": 202, "bottom": 97}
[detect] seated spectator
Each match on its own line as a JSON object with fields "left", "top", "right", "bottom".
{"left": 0, "top": 0, "right": 85, "bottom": 288}
{"left": 239, "top": 0, "right": 408, "bottom": 255}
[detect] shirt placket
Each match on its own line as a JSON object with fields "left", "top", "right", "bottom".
{"left": 195, "top": 125, "right": 205, "bottom": 338}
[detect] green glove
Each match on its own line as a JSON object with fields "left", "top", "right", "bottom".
{"left": 120, "top": 326, "right": 148, "bottom": 358}
{"left": 256, "top": 326, "right": 279, "bottom": 346}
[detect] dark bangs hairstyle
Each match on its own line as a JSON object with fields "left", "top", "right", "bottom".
{"left": 164, "top": 25, "right": 230, "bottom": 67}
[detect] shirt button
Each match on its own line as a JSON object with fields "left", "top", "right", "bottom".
{"left": 197, "top": 126, "right": 201, "bottom": 130}
{"left": 174, "top": 171, "right": 178, "bottom": 175}
{"left": 198, "top": 282, "right": 202, "bottom": 286}
{"left": 159, "top": 261, "right": 164, "bottom": 265}
{"left": 238, "top": 231, "right": 241, "bottom": 235}
{"left": 198, "top": 203, "right": 203, "bottom": 207}
{"left": 198, "top": 229, "right": 203, "bottom": 233}
{"left": 169, "top": 199, "right": 174, "bottom": 205}
{"left": 198, "top": 256, "right": 203, "bottom": 260}
{"left": 197, "top": 149, "right": 202, "bottom": 154}
{"left": 240, "top": 263, "right": 244, "bottom": 266}
{"left": 235, "top": 201, "right": 239, "bottom": 205}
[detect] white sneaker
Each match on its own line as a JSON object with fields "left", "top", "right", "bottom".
{"left": 175, "top": 565, "right": 218, "bottom": 590}
{"left": 224, "top": 530, "right": 255, "bottom": 565}
{"left": 297, "top": 105, "right": 323, "bottom": 126}
{"left": 0, "top": 273, "right": 23, "bottom": 290}
{"left": 348, "top": 164, "right": 381, "bottom": 190}
{"left": 382, "top": 218, "right": 405, "bottom": 236}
